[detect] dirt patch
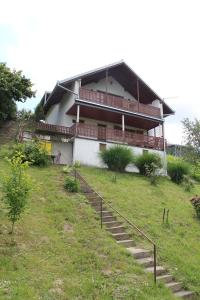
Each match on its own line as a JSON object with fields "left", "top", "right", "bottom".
{"left": 63, "top": 223, "right": 73, "bottom": 233}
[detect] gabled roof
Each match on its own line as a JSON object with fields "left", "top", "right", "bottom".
{"left": 43, "top": 60, "right": 174, "bottom": 115}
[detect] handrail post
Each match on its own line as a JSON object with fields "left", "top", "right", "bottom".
{"left": 153, "top": 244, "right": 157, "bottom": 284}
{"left": 100, "top": 196, "right": 103, "bottom": 229}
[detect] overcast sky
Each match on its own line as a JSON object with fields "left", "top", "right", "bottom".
{"left": 1, "top": 0, "right": 199, "bottom": 144}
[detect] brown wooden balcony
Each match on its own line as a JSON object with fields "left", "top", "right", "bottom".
{"left": 79, "top": 87, "right": 161, "bottom": 119}
{"left": 35, "top": 122, "right": 164, "bottom": 151}
{"left": 76, "top": 123, "right": 164, "bottom": 151}
{"left": 35, "top": 122, "right": 75, "bottom": 136}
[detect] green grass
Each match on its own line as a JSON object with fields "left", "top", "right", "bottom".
{"left": 80, "top": 166, "right": 200, "bottom": 298}
{"left": 0, "top": 158, "right": 177, "bottom": 300}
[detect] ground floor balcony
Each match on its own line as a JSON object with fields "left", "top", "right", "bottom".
{"left": 36, "top": 122, "right": 165, "bottom": 151}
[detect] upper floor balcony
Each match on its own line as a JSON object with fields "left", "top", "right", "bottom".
{"left": 79, "top": 87, "right": 161, "bottom": 119}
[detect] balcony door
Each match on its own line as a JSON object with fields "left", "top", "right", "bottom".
{"left": 97, "top": 124, "right": 107, "bottom": 141}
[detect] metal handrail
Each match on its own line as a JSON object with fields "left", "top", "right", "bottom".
{"left": 77, "top": 172, "right": 157, "bottom": 284}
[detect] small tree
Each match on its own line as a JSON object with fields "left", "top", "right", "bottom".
{"left": 73, "top": 161, "right": 81, "bottom": 181}
{"left": 145, "top": 162, "right": 159, "bottom": 185}
{"left": 182, "top": 118, "right": 200, "bottom": 164}
{"left": 2, "top": 153, "right": 30, "bottom": 234}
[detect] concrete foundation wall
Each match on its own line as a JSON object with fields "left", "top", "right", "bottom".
{"left": 73, "top": 137, "right": 166, "bottom": 173}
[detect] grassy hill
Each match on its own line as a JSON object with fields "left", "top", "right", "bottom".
{"left": 0, "top": 157, "right": 178, "bottom": 300}
{"left": 80, "top": 166, "right": 200, "bottom": 298}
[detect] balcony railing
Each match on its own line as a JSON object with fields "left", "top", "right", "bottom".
{"left": 79, "top": 87, "right": 161, "bottom": 118}
{"left": 35, "top": 122, "right": 164, "bottom": 151}
{"left": 36, "top": 122, "right": 75, "bottom": 136}
{"left": 76, "top": 123, "right": 164, "bottom": 151}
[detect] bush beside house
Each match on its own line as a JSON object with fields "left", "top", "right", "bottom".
{"left": 99, "top": 145, "right": 134, "bottom": 172}
{"left": 167, "top": 155, "right": 190, "bottom": 184}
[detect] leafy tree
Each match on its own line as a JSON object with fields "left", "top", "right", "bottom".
{"left": 182, "top": 118, "right": 200, "bottom": 164}
{"left": 0, "top": 63, "right": 35, "bottom": 121}
{"left": 2, "top": 153, "right": 30, "bottom": 234}
{"left": 17, "top": 109, "right": 34, "bottom": 121}
{"left": 34, "top": 101, "right": 45, "bottom": 121}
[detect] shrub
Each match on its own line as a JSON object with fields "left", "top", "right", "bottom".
{"left": 100, "top": 145, "right": 134, "bottom": 172}
{"left": 10, "top": 142, "right": 50, "bottom": 167}
{"left": 182, "top": 175, "right": 194, "bottom": 192}
{"left": 145, "top": 162, "right": 159, "bottom": 185}
{"left": 62, "top": 165, "right": 72, "bottom": 174}
{"left": 190, "top": 196, "right": 200, "bottom": 218}
{"left": 191, "top": 162, "right": 200, "bottom": 182}
{"left": 135, "top": 152, "right": 162, "bottom": 176}
{"left": 2, "top": 153, "right": 31, "bottom": 234}
{"left": 64, "top": 177, "right": 79, "bottom": 192}
{"left": 167, "top": 156, "right": 190, "bottom": 184}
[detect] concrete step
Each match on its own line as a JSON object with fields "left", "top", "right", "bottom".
{"left": 87, "top": 195, "right": 102, "bottom": 201}
{"left": 93, "top": 205, "right": 107, "bottom": 211}
{"left": 107, "top": 226, "right": 126, "bottom": 234}
{"left": 117, "top": 239, "right": 135, "bottom": 247}
{"left": 82, "top": 189, "right": 93, "bottom": 194}
{"left": 102, "top": 216, "right": 117, "bottom": 222}
{"left": 126, "top": 247, "right": 151, "bottom": 259}
{"left": 157, "top": 274, "right": 173, "bottom": 283}
{"left": 96, "top": 211, "right": 113, "bottom": 217}
{"left": 165, "top": 281, "right": 182, "bottom": 293}
{"left": 103, "top": 221, "right": 123, "bottom": 228}
{"left": 136, "top": 257, "right": 154, "bottom": 268}
{"left": 146, "top": 266, "right": 166, "bottom": 276}
{"left": 174, "top": 290, "right": 194, "bottom": 299}
{"left": 112, "top": 232, "right": 131, "bottom": 241}
{"left": 90, "top": 202, "right": 103, "bottom": 208}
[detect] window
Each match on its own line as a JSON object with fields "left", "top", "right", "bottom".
{"left": 99, "top": 143, "right": 107, "bottom": 151}
{"left": 72, "top": 119, "right": 85, "bottom": 123}
{"left": 136, "top": 130, "right": 143, "bottom": 135}
{"left": 114, "top": 125, "right": 122, "bottom": 130}
{"left": 97, "top": 123, "right": 107, "bottom": 128}
{"left": 143, "top": 149, "right": 148, "bottom": 155}
{"left": 126, "top": 128, "right": 136, "bottom": 134}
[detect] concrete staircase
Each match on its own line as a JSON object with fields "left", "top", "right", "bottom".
{"left": 78, "top": 175, "right": 195, "bottom": 299}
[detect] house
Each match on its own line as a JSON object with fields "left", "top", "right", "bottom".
{"left": 167, "top": 143, "right": 186, "bottom": 157}
{"left": 36, "top": 61, "right": 174, "bottom": 172}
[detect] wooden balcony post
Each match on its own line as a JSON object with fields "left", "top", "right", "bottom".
{"left": 105, "top": 69, "right": 108, "bottom": 103}
{"left": 76, "top": 104, "right": 80, "bottom": 123}
{"left": 137, "top": 78, "right": 140, "bottom": 112}
{"left": 75, "top": 104, "right": 80, "bottom": 137}
{"left": 122, "top": 114, "right": 125, "bottom": 132}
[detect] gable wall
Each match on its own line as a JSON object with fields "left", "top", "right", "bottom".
{"left": 83, "top": 76, "right": 136, "bottom": 101}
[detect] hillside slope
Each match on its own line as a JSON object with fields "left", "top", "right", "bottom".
{"left": 81, "top": 166, "right": 200, "bottom": 298}
{"left": 0, "top": 159, "right": 176, "bottom": 300}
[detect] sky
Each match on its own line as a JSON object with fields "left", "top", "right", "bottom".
{"left": 0, "top": 0, "right": 200, "bottom": 144}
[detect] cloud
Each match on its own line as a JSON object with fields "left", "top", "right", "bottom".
{"left": 1, "top": 0, "right": 200, "bottom": 143}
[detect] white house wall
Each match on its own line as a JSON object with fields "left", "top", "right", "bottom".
{"left": 52, "top": 142, "right": 73, "bottom": 165}
{"left": 45, "top": 81, "right": 79, "bottom": 126}
{"left": 73, "top": 137, "right": 165, "bottom": 173}
{"left": 46, "top": 104, "right": 60, "bottom": 125}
